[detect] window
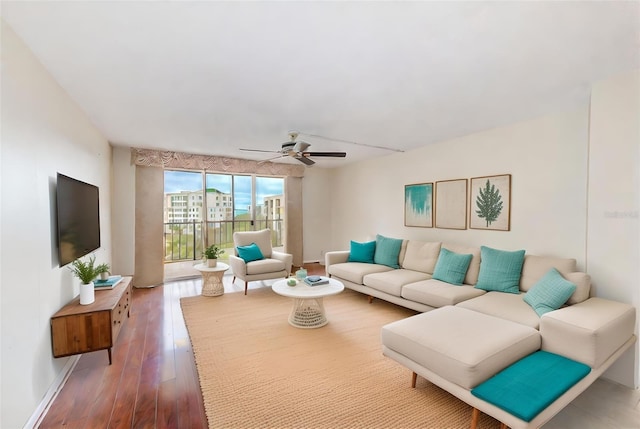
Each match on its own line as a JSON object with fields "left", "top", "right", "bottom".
{"left": 164, "top": 170, "right": 285, "bottom": 262}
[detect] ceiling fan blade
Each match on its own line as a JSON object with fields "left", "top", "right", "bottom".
{"left": 257, "top": 154, "right": 286, "bottom": 164}
{"left": 240, "top": 148, "right": 282, "bottom": 154}
{"left": 296, "top": 156, "right": 315, "bottom": 166}
{"left": 304, "top": 151, "right": 347, "bottom": 158}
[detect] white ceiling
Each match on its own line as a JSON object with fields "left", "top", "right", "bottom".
{"left": 2, "top": 1, "right": 639, "bottom": 168}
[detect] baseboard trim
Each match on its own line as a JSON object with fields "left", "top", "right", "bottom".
{"left": 24, "top": 355, "right": 80, "bottom": 429}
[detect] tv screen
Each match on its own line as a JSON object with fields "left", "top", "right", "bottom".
{"left": 56, "top": 173, "right": 101, "bottom": 266}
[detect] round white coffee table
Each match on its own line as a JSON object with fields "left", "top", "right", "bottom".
{"left": 272, "top": 277, "right": 344, "bottom": 328}
{"left": 194, "top": 262, "right": 229, "bottom": 297}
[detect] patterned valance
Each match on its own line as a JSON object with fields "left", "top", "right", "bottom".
{"left": 131, "top": 148, "right": 305, "bottom": 177}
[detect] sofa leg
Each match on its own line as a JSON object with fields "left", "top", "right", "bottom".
{"left": 411, "top": 371, "right": 417, "bottom": 388}
{"left": 470, "top": 408, "right": 479, "bottom": 429}
{"left": 244, "top": 281, "right": 248, "bottom": 295}
{"left": 470, "top": 408, "right": 508, "bottom": 429}
{"left": 368, "top": 295, "right": 374, "bottom": 304}
{"left": 232, "top": 276, "right": 236, "bottom": 283}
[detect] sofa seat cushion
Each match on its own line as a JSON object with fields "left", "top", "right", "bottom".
{"left": 381, "top": 306, "right": 541, "bottom": 389}
{"left": 540, "top": 297, "right": 636, "bottom": 368}
{"left": 401, "top": 279, "right": 486, "bottom": 307}
{"left": 363, "top": 269, "right": 431, "bottom": 297}
{"left": 457, "top": 292, "right": 541, "bottom": 329}
{"left": 245, "top": 258, "right": 285, "bottom": 275}
{"left": 327, "top": 262, "right": 393, "bottom": 285}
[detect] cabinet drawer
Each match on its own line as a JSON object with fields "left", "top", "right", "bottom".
{"left": 51, "top": 311, "right": 112, "bottom": 358}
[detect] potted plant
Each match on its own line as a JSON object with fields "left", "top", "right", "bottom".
{"left": 68, "top": 255, "right": 100, "bottom": 305}
{"left": 95, "top": 262, "right": 111, "bottom": 280}
{"left": 204, "top": 244, "right": 225, "bottom": 268}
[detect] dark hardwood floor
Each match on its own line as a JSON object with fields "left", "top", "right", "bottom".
{"left": 38, "top": 264, "right": 324, "bottom": 429}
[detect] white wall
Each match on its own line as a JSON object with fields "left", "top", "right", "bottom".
{"left": 0, "top": 21, "right": 113, "bottom": 428}
{"left": 302, "top": 168, "right": 333, "bottom": 264}
{"left": 330, "top": 107, "right": 590, "bottom": 266}
{"left": 587, "top": 71, "right": 639, "bottom": 387}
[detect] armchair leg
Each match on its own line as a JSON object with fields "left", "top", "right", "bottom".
{"left": 244, "top": 281, "right": 248, "bottom": 295}
{"left": 232, "top": 276, "right": 236, "bottom": 283}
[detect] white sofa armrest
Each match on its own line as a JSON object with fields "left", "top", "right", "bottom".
{"left": 325, "top": 250, "right": 350, "bottom": 274}
{"left": 540, "top": 297, "right": 636, "bottom": 368}
{"left": 325, "top": 250, "right": 349, "bottom": 265}
{"left": 228, "top": 254, "right": 247, "bottom": 277}
{"left": 271, "top": 250, "right": 293, "bottom": 276}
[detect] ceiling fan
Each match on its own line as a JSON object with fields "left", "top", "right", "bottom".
{"left": 240, "top": 131, "right": 347, "bottom": 166}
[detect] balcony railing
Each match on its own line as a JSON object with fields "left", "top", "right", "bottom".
{"left": 164, "top": 219, "right": 284, "bottom": 262}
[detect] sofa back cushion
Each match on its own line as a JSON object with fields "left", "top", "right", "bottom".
{"left": 401, "top": 240, "right": 442, "bottom": 274}
{"left": 520, "top": 255, "right": 577, "bottom": 292}
{"left": 442, "top": 243, "right": 481, "bottom": 285}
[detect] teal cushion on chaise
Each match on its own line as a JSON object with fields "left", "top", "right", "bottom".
{"left": 471, "top": 350, "right": 591, "bottom": 422}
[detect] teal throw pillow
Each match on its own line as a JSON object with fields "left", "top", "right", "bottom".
{"left": 373, "top": 234, "right": 403, "bottom": 268}
{"left": 475, "top": 246, "right": 525, "bottom": 294}
{"left": 432, "top": 248, "right": 473, "bottom": 285}
{"left": 348, "top": 240, "right": 376, "bottom": 263}
{"left": 236, "top": 242, "right": 264, "bottom": 263}
{"left": 524, "top": 268, "right": 577, "bottom": 317}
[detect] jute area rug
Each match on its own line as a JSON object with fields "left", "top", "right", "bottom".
{"left": 181, "top": 287, "right": 501, "bottom": 428}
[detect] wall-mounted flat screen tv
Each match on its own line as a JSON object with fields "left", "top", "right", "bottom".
{"left": 56, "top": 173, "right": 101, "bottom": 266}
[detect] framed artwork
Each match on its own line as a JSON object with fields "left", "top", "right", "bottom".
{"left": 470, "top": 174, "right": 511, "bottom": 231}
{"left": 404, "top": 183, "right": 433, "bottom": 227}
{"left": 435, "top": 179, "right": 468, "bottom": 229}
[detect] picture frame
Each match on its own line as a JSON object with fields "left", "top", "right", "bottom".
{"left": 435, "top": 179, "right": 468, "bottom": 229}
{"left": 404, "top": 182, "right": 433, "bottom": 228}
{"left": 469, "top": 174, "right": 511, "bottom": 231}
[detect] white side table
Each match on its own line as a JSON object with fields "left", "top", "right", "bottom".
{"left": 194, "top": 262, "right": 229, "bottom": 297}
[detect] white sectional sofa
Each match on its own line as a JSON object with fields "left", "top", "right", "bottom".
{"left": 325, "top": 236, "right": 636, "bottom": 429}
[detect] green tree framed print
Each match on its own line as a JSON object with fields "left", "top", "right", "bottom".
{"left": 470, "top": 174, "right": 511, "bottom": 231}
{"left": 405, "top": 182, "right": 433, "bottom": 227}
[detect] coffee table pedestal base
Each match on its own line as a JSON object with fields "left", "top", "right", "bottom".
{"left": 289, "top": 297, "right": 327, "bottom": 329}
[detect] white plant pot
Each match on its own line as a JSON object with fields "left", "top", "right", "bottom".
{"left": 79, "top": 282, "right": 95, "bottom": 305}
{"left": 207, "top": 258, "right": 217, "bottom": 268}
{"left": 99, "top": 272, "right": 109, "bottom": 280}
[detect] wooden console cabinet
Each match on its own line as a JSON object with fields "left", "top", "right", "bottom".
{"left": 51, "top": 276, "right": 132, "bottom": 364}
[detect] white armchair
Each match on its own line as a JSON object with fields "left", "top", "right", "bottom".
{"left": 228, "top": 229, "right": 293, "bottom": 295}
